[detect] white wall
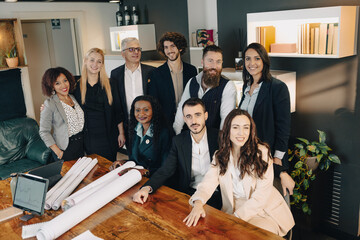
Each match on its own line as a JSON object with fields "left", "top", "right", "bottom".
{"left": 0, "top": 2, "right": 118, "bottom": 56}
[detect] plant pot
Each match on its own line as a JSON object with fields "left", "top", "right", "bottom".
{"left": 6, "top": 57, "right": 19, "bottom": 68}
{"left": 305, "top": 156, "right": 319, "bottom": 171}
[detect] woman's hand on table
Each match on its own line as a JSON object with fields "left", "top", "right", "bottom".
{"left": 183, "top": 200, "right": 206, "bottom": 227}
{"left": 109, "top": 160, "right": 126, "bottom": 171}
{"left": 133, "top": 186, "right": 151, "bottom": 204}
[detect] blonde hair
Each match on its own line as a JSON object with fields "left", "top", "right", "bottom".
{"left": 80, "top": 48, "right": 113, "bottom": 105}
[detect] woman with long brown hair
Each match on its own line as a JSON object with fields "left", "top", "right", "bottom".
{"left": 184, "top": 109, "right": 294, "bottom": 236}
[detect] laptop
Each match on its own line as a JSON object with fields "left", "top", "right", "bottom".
{"left": 28, "top": 160, "right": 63, "bottom": 189}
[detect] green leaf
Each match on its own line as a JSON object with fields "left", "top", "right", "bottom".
{"left": 307, "top": 169, "right": 313, "bottom": 176}
{"left": 316, "top": 154, "right": 323, "bottom": 162}
{"left": 318, "top": 130, "right": 326, "bottom": 143}
{"left": 328, "top": 154, "right": 341, "bottom": 164}
{"left": 302, "top": 202, "right": 309, "bottom": 214}
{"left": 294, "top": 143, "right": 304, "bottom": 149}
{"left": 300, "top": 148, "right": 306, "bottom": 157}
{"left": 310, "top": 175, "right": 316, "bottom": 181}
{"left": 297, "top": 138, "right": 309, "bottom": 145}
{"left": 294, "top": 161, "right": 303, "bottom": 169}
{"left": 288, "top": 155, "right": 294, "bottom": 162}
{"left": 307, "top": 145, "right": 316, "bottom": 152}
{"left": 324, "top": 159, "right": 330, "bottom": 171}
{"left": 303, "top": 179, "right": 309, "bottom": 190}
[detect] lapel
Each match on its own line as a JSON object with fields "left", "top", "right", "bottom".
{"left": 139, "top": 135, "right": 153, "bottom": 153}
{"left": 182, "top": 131, "right": 193, "bottom": 180}
{"left": 52, "top": 94, "right": 68, "bottom": 124}
{"left": 206, "top": 128, "right": 217, "bottom": 161}
{"left": 140, "top": 63, "right": 149, "bottom": 94}
{"left": 118, "top": 65, "right": 128, "bottom": 117}
{"left": 253, "top": 80, "right": 270, "bottom": 115}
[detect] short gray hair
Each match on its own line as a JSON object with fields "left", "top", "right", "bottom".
{"left": 121, "top": 37, "right": 139, "bottom": 51}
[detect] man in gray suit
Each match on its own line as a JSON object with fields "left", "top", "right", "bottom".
{"left": 110, "top": 38, "right": 154, "bottom": 150}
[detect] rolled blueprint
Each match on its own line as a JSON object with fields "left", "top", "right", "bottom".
{"left": 62, "top": 161, "right": 136, "bottom": 211}
{"left": 52, "top": 158, "right": 98, "bottom": 210}
{"left": 45, "top": 157, "right": 92, "bottom": 210}
{"left": 36, "top": 169, "right": 142, "bottom": 240}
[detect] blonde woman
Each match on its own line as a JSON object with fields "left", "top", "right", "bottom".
{"left": 74, "top": 48, "right": 125, "bottom": 161}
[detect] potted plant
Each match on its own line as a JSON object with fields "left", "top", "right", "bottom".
{"left": 5, "top": 45, "right": 19, "bottom": 68}
{"left": 288, "top": 130, "right": 341, "bottom": 215}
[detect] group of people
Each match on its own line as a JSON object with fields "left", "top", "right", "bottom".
{"left": 38, "top": 31, "right": 295, "bottom": 236}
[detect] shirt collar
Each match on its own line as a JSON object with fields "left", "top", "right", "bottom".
{"left": 135, "top": 122, "right": 153, "bottom": 138}
{"left": 125, "top": 63, "right": 142, "bottom": 74}
{"left": 244, "top": 81, "right": 263, "bottom": 94}
{"left": 190, "top": 129, "right": 207, "bottom": 145}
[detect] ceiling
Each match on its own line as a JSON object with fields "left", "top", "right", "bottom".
{"left": 5, "top": 0, "right": 116, "bottom": 2}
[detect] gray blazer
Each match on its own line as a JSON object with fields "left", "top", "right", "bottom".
{"left": 39, "top": 94, "right": 78, "bottom": 150}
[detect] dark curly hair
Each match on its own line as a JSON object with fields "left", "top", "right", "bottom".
{"left": 215, "top": 109, "right": 271, "bottom": 179}
{"left": 41, "top": 67, "right": 76, "bottom": 97}
{"left": 242, "top": 42, "right": 271, "bottom": 86}
{"left": 157, "top": 32, "right": 188, "bottom": 56}
{"left": 128, "top": 95, "right": 171, "bottom": 153}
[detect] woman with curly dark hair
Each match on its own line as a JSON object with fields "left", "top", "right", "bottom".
{"left": 110, "top": 95, "right": 172, "bottom": 176}
{"left": 39, "top": 67, "right": 84, "bottom": 161}
{"left": 184, "top": 109, "right": 294, "bottom": 236}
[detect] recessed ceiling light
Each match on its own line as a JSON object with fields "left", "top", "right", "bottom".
{"left": 5, "top": 0, "right": 18, "bottom": 2}
{"left": 109, "top": 0, "right": 120, "bottom": 2}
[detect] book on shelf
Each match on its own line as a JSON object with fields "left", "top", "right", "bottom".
{"left": 318, "top": 23, "right": 328, "bottom": 55}
{"left": 326, "top": 23, "right": 335, "bottom": 54}
{"left": 314, "top": 27, "right": 320, "bottom": 54}
{"left": 332, "top": 24, "right": 339, "bottom": 55}
{"left": 258, "top": 26, "right": 275, "bottom": 52}
{"left": 309, "top": 23, "right": 320, "bottom": 54}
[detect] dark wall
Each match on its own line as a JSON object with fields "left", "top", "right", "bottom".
{"left": 218, "top": 0, "right": 360, "bottom": 237}
{"left": 121, "top": 0, "right": 190, "bottom": 62}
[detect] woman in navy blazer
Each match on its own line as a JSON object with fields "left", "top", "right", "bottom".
{"left": 111, "top": 95, "right": 172, "bottom": 176}
{"left": 239, "top": 43, "right": 295, "bottom": 196}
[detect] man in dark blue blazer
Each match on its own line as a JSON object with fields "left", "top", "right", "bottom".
{"left": 110, "top": 37, "right": 154, "bottom": 150}
{"left": 132, "top": 98, "right": 222, "bottom": 210}
{"left": 148, "top": 32, "right": 197, "bottom": 127}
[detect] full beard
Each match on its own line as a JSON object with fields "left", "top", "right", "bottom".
{"left": 202, "top": 68, "right": 221, "bottom": 88}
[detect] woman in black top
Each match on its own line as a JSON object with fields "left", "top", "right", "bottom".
{"left": 74, "top": 48, "right": 125, "bottom": 161}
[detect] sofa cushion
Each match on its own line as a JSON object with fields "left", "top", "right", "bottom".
{"left": 0, "top": 158, "right": 43, "bottom": 180}
{"left": 0, "top": 117, "right": 42, "bottom": 165}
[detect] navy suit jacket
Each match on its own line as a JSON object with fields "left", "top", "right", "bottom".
{"left": 147, "top": 61, "right": 197, "bottom": 126}
{"left": 239, "top": 77, "right": 291, "bottom": 176}
{"left": 143, "top": 128, "right": 219, "bottom": 195}
{"left": 110, "top": 63, "right": 155, "bottom": 122}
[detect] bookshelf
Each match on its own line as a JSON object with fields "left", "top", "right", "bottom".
{"left": 247, "top": 6, "right": 359, "bottom": 58}
{"left": 109, "top": 24, "right": 156, "bottom": 52}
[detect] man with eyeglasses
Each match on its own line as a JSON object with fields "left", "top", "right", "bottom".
{"left": 111, "top": 37, "right": 155, "bottom": 151}
{"left": 173, "top": 45, "right": 236, "bottom": 134}
{"left": 148, "top": 32, "right": 197, "bottom": 128}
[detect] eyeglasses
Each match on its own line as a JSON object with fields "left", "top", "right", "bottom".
{"left": 122, "top": 47, "right": 142, "bottom": 53}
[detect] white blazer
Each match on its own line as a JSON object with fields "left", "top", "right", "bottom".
{"left": 190, "top": 145, "right": 295, "bottom": 236}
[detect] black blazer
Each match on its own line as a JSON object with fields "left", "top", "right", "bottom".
{"left": 147, "top": 61, "right": 197, "bottom": 126}
{"left": 110, "top": 63, "right": 155, "bottom": 122}
{"left": 239, "top": 77, "right": 291, "bottom": 175}
{"left": 143, "top": 128, "right": 219, "bottom": 194}
{"left": 73, "top": 80, "right": 124, "bottom": 160}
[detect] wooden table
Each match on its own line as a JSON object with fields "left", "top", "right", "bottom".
{"left": 0, "top": 154, "right": 282, "bottom": 240}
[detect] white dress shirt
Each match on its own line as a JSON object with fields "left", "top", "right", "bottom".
{"left": 173, "top": 71, "right": 237, "bottom": 134}
{"left": 124, "top": 64, "right": 143, "bottom": 116}
{"left": 189, "top": 131, "right": 211, "bottom": 189}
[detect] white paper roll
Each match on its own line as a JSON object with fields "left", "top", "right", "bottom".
{"left": 45, "top": 158, "right": 92, "bottom": 210}
{"left": 62, "top": 161, "right": 136, "bottom": 210}
{"left": 36, "top": 169, "right": 142, "bottom": 240}
{"left": 52, "top": 158, "right": 98, "bottom": 210}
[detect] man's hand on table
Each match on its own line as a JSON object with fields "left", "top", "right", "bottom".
{"left": 133, "top": 186, "right": 151, "bottom": 204}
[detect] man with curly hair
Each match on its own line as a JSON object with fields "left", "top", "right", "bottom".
{"left": 148, "top": 32, "right": 197, "bottom": 128}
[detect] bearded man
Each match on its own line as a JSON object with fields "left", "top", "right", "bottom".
{"left": 173, "top": 45, "right": 237, "bottom": 134}
{"left": 148, "top": 32, "right": 197, "bottom": 128}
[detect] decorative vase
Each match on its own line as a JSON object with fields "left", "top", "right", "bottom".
{"left": 305, "top": 156, "right": 319, "bottom": 171}
{"left": 6, "top": 57, "right": 19, "bottom": 68}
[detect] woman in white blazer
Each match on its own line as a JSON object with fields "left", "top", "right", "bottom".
{"left": 39, "top": 67, "right": 85, "bottom": 161}
{"left": 184, "top": 109, "right": 294, "bottom": 236}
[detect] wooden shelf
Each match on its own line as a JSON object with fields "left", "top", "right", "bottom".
{"left": 247, "top": 6, "right": 359, "bottom": 58}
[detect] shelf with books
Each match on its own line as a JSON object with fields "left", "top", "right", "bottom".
{"left": 247, "top": 6, "right": 358, "bottom": 58}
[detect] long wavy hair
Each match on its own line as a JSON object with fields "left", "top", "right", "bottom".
{"left": 215, "top": 109, "right": 270, "bottom": 179}
{"left": 242, "top": 42, "right": 272, "bottom": 87}
{"left": 79, "top": 48, "right": 113, "bottom": 105}
{"left": 128, "top": 95, "right": 170, "bottom": 152}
